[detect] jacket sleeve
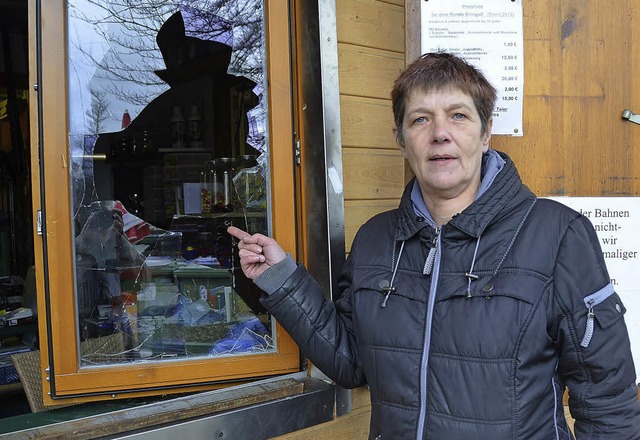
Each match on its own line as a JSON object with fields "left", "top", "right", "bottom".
{"left": 259, "top": 253, "right": 366, "bottom": 389}
{"left": 552, "top": 215, "right": 640, "bottom": 439}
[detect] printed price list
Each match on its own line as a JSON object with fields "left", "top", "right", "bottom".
{"left": 421, "top": 0, "right": 524, "bottom": 135}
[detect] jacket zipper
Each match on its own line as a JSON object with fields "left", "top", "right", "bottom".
{"left": 580, "top": 283, "right": 615, "bottom": 348}
{"left": 417, "top": 227, "right": 441, "bottom": 439}
{"left": 381, "top": 241, "right": 406, "bottom": 308}
{"left": 423, "top": 227, "right": 439, "bottom": 275}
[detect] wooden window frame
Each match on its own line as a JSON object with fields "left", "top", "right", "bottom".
{"left": 30, "top": 0, "right": 299, "bottom": 404}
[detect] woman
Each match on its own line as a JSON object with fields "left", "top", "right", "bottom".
{"left": 228, "top": 52, "right": 640, "bottom": 439}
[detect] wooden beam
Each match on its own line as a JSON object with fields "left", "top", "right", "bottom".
{"left": 11, "top": 378, "right": 304, "bottom": 439}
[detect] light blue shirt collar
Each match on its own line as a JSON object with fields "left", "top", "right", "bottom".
{"left": 411, "top": 149, "right": 506, "bottom": 223}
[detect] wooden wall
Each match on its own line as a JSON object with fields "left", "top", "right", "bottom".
{"left": 339, "top": 0, "right": 406, "bottom": 251}
{"left": 280, "top": 0, "right": 640, "bottom": 437}
{"left": 338, "top": 0, "right": 640, "bottom": 254}
{"left": 490, "top": 0, "right": 639, "bottom": 197}
{"left": 276, "top": 0, "right": 405, "bottom": 437}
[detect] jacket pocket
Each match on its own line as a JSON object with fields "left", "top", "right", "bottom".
{"left": 433, "top": 274, "right": 546, "bottom": 358}
{"left": 580, "top": 282, "right": 625, "bottom": 348}
{"left": 352, "top": 266, "right": 429, "bottom": 304}
{"left": 437, "top": 273, "right": 544, "bottom": 305}
{"left": 351, "top": 267, "right": 428, "bottom": 354}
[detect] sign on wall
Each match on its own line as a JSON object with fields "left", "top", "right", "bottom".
{"left": 420, "top": 0, "right": 524, "bottom": 136}
{"left": 549, "top": 197, "right": 640, "bottom": 383}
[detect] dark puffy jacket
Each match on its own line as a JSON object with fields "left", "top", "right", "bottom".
{"left": 261, "top": 151, "right": 640, "bottom": 439}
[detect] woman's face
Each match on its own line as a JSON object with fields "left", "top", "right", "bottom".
{"left": 399, "top": 87, "right": 492, "bottom": 208}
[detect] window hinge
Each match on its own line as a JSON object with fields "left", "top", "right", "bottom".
{"left": 37, "top": 210, "right": 43, "bottom": 235}
{"left": 295, "top": 139, "right": 301, "bottom": 166}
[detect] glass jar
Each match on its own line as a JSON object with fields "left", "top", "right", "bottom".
{"left": 234, "top": 155, "right": 260, "bottom": 210}
{"left": 215, "top": 157, "right": 235, "bottom": 212}
{"left": 200, "top": 160, "right": 216, "bottom": 214}
{"left": 238, "top": 155, "right": 257, "bottom": 171}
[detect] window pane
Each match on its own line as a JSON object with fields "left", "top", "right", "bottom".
{"left": 67, "top": 0, "right": 273, "bottom": 367}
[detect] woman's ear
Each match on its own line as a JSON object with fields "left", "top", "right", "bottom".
{"left": 482, "top": 119, "right": 493, "bottom": 152}
{"left": 394, "top": 127, "right": 404, "bottom": 148}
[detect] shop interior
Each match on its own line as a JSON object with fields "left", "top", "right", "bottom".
{"left": 0, "top": 0, "right": 33, "bottom": 417}
{"left": 68, "top": 5, "right": 272, "bottom": 369}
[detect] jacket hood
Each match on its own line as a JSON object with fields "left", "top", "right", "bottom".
{"left": 396, "top": 150, "right": 535, "bottom": 240}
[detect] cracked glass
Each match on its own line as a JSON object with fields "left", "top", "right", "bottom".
{"left": 67, "top": 0, "right": 274, "bottom": 366}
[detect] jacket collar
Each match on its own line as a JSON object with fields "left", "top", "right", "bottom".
{"left": 396, "top": 150, "right": 532, "bottom": 240}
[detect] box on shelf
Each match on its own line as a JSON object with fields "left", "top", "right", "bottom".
{"left": 173, "top": 266, "right": 232, "bottom": 301}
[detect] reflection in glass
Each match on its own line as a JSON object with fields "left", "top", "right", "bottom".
{"left": 67, "top": 0, "right": 273, "bottom": 367}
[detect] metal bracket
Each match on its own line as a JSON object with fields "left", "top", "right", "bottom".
{"left": 622, "top": 109, "right": 640, "bottom": 125}
{"left": 36, "top": 210, "right": 43, "bottom": 235}
{"left": 295, "top": 139, "right": 301, "bottom": 165}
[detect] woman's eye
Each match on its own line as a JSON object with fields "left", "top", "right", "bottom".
{"left": 414, "top": 116, "right": 426, "bottom": 124}
{"left": 453, "top": 113, "right": 466, "bottom": 120}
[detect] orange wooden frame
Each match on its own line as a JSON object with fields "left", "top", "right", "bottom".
{"left": 30, "top": 0, "right": 299, "bottom": 404}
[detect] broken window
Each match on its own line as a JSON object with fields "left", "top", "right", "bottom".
{"left": 67, "top": 0, "right": 274, "bottom": 366}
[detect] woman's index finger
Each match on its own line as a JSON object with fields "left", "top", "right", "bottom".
{"left": 227, "top": 225, "right": 251, "bottom": 241}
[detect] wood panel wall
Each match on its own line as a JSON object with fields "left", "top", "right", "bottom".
{"left": 288, "top": 0, "right": 640, "bottom": 437}
{"left": 282, "top": 0, "right": 640, "bottom": 437}
{"left": 339, "top": 0, "right": 406, "bottom": 251}
{"left": 498, "top": 0, "right": 639, "bottom": 197}
{"left": 277, "top": 1, "right": 404, "bottom": 438}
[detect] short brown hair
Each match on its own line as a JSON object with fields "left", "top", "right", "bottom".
{"left": 391, "top": 52, "right": 497, "bottom": 145}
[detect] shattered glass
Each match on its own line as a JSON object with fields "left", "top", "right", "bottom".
{"left": 67, "top": 0, "right": 274, "bottom": 366}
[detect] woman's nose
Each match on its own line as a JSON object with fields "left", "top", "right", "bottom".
{"left": 431, "top": 118, "right": 450, "bottom": 143}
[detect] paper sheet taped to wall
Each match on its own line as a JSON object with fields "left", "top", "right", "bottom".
{"left": 421, "top": 0, "right": 524, "bottom": 136}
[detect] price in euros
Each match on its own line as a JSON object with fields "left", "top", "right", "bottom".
{"left": 501, "top": 96, "right": 518, "bottom": 101}
{"left": 502, "top": 55, "right": 517, "bottom": 60}
{"left": 504, "top": 86, "right": 518, "bottom": 92}
{"left": 504, "top": 41, "right": 517, "bottom": 47}
{"left": 504, "top": 65, "right": 518, "bottom": 71}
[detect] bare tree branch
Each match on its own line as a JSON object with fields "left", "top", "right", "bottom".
{"left": 86, "top": 87, "right": 110, "bottom": 133}
{"left": 70, "top": 0, "right": 264, "bottom": 105}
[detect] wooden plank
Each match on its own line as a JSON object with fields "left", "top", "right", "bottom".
{"left": 405, "top": 0, "right": 421, "bottom": 63}
{"left": 523, "top": 0, "right": 553, "bottom": 42}
{"left": 555, "top": 2, "right": 626, "bottom": 98}
{"left": 523, "top": 40, "right": 551, "bottom": 96}
{"left": 492, "top": 95, "right": 563, "bottom": 197}
{"left": 379, "top": 0, "right": 403, "bottom": 7}
{"left": 633, "top": 0, "right": 640, "bottom": 196}
{"left": 345, "top": 199, "right": 399, "bottom": 250}
{"left": 338, "top": 43, "right": 404, "bottom": 99}
{"left": 337, "top": 0, "right": 405, "bottom": 53}
{"left": 14, "top": 378, "right": 304, "bottom": 440}
{"left": 564, "top": 405, "right": 575, "bottom": 435}
{"left": 350, "top": 386, "right": 372, "bottom": 411}
{"left": 342, "top": 147, "right": 405, "bottom": 200}
{"left": 266, "top": 0, "right": 298, "bottom": 253}
{"left": 554, "top": 0, "right": 634, "bottom": 196}
{"left": 340, "top": 95, "right": 396, "bottom": 149}
{"left": 272, "top": 403, "right": 371, "bottom": 440}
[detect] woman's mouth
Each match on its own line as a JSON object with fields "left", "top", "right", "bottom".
{"left": 430, "top": 155, "right": 455, "bottom": 162}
